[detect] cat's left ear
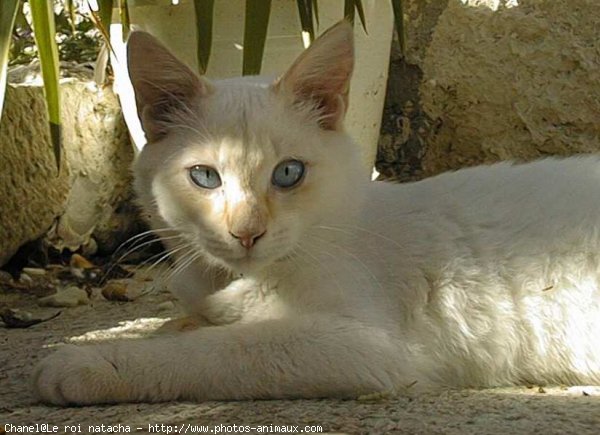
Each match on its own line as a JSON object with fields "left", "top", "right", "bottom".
{"left": 273, "top": 20, "right": 354, "bottom": 131}
{"left": 127, "top": 31, "right": 210, "bottom": 142}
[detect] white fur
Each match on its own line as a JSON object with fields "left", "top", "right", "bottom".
{"left": 33, "top": 24, "right": 600, "bottom": 405}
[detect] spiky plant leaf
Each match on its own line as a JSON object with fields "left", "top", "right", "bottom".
{"left": 344, "top": 0, "right": 354, "bottom": 23}
{"left": 119, "top": 0, "right": 130, "bottom": 41}
{"left": 344, "top": 0, "right": 367, "bottom": 32}
{"left": 354, "top": 0, "right": 367, "bottom": 33}
{"left": 391, "top": 0, "right": 406, "bottom": 58}
{"left": 66, "top": 0, "right": 76, "bottom": 33}
{"left": 0, "top": 0, "right": 21, "bottom": 119}
{"left": 95, "top": 0, "right": 114, "bottom": 40}
{"left": 296, "top": 0, "right": 315, "bottom": 44}
{"left": 30, "top": 0, "right": 62, "bottom": 171}
{"left": 243, "top": 0, "right": 271, "bottom": 75}
{"left": 193, "top": 0, "right": 214, "bottom": 74}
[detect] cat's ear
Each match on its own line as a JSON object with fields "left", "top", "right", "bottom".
{"left": 273, "top": 20, "right": 354, "bottom": 131}
{"left": 127, "top": 31, "right": 210, "bottom": 142}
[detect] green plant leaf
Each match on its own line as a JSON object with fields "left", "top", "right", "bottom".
{"left": 243, "top": 0, "right": 271, "bottom": 75}
{"left": 354, "top": 0, "right": 367, "bottom": 33}
{"left": 344, "top": 0, "right": 354, "bottom": 23}
{"left": 119, "top": 0, "right": 130, "bottom": 41}
{"left": 66, "top": 0, "right": 76, "bottom": 33}
{"left": 14, "top": 2, "right": 29, "bottom": 31}
{"left": 0, "top": 0, "right": 21, "bottom": 119}
{"left": 30, "top": 0, "right": 62, "bottom": 171}
{"left": 88, "top": 0, "right": 117, "bottom": 61}
{"left": 344, "top": 0, "right": 367, "bottom": 33}
{"left": 296, "top": 0, "right": 315, "bottom": 44}
{"left": 95, "top": 0, "right": 114, "bottom": 40}
{"left": 193, "top": 0, "right": 214, "bottom": 74}
{"left": 391, "top": 0, "right": 406, "bottom": 58}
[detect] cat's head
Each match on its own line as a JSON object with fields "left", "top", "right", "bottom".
{"left": 129, "top": 21, "right": 366, "bottom": 275}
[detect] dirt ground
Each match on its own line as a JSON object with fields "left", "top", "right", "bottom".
{"left": 2, "top": 270, "right": 600, "bottom": 435}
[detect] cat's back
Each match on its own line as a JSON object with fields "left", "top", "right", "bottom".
{"left": 356, "top": 155, "right": 600, "bottom": 280}
{"left": 359, "top": 156, "right": 600, "bottom": 385}
{"left": 367, "top": 155, "right": 600, "bottom": 236}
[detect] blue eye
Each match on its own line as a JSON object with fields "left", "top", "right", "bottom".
{"left": 189, "top": 165, "right": 221, "bottom": 189}
{"left": 272, "top": 159, "right": 305, "bottom": 189}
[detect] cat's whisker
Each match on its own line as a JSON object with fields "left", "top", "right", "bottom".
{"left": 140, "top": 247, "right": 202, "bottom": 295}
{"left": 128, "top": 243, "right": 192, "bottom": 284}
{"left": 159, "top": 249, "right": 203, "bottom": 289}
{"left": 315, "top": 224, "right": 405, "bottom": 251}
{"left": 101, "top": 231, "right": 182, "bottom": 283}
{"left": 112, "top": 234, "right": 184, "bottom": 266}
{"left": 143, "top": 262, "right": 184, "bottom": 295}
{"left": 114, "top": 227, "right": 178, "bottom": 255}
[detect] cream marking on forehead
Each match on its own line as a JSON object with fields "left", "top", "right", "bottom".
{"left": 221, "top": 173, "right": 246, "bottom": 206}
{"left": 207, "top": 80, "right": 272, "bottom": 135}
{"left": 216, "top": 135, "right": 273, "bottom": 195}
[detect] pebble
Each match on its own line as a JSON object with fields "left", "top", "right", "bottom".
{"left": 22, "top": 267, "right": 46, "bottom": 276}
{"left": 38, "top": 286, "right": 90, "bottom": 307}
{"left": 70, "top": 253, "right": 94, "bottom": 269}
{"left": 19, "top": 273, "right": 33, "bottom": 284}
{"left": 0, "top": 308, "right": 61, "bottom": 328}
{"left": 69, "top": 253, "right": 96, "bottom": 279}
{"left": 102, "top": 280, "right": 129, "bottom": 301}
{"left": 157, "top": 301, "right": 176, "bottom": 311}
{"left": 102, "top": 279, "right": 149, "bottom": 302}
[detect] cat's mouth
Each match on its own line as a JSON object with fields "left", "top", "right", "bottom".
{"left": 221, "top": 255, "right": 271, "bottom": 276}
{"left": 203, "top": 245, "right": 271, "bottom": 275}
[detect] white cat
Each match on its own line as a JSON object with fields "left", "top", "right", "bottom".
{"left": 34, "top": 22, "right": 600, "bottom": 405}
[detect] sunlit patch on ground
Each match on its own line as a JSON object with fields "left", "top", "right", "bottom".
{"left": 490, "top": 385, "right": 600, "bottom": 397}
{"left": 67, "top": 317, "right": 171, "bottom": 343}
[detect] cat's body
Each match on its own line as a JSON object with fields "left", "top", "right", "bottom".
{"left": 34, "top": 23, "right": 600, "bottom": 405}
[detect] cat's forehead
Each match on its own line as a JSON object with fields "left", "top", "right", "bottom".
{"left": 193, "top": 78, "right": 301, "bottom": 159}
{"left": 204, "top": 77, "right": 273, "bottom": 130}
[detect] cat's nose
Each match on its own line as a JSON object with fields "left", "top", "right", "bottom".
{"left": 229, "top": 230, "right": 266, "bottom": 249}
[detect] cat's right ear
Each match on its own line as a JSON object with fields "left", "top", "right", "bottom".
{"left": 273, "top": 20, "right": 354, "bottom": 131}
{"left": 127, "top": 31, "right": 210, "bottom": 142}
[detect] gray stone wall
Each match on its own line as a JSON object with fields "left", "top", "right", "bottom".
{"left": 0, "top": 81, "right": 137, "bottom": 266}
{"left": 378, "top": 0, "right": 600, "bottom": 181}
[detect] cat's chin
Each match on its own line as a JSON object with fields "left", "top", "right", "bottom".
{"left": 209, "top": 252, "right": 276, "bottom": 277}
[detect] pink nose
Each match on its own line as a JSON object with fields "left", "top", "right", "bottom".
{"left": 229, "top": 230, "right": 266, "bottom": 249}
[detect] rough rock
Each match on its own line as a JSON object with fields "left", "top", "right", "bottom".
{"left": 101, "top": 278, "right": 149, "bottom": 302}
{"left": 0, "top": 79, "right": 138, "bottom": 267}
{"left": 420, "top": 0, "right": 600, "bottom": 175}
{"left": 38, "top": 285, "right": 90, "bottom": 307}
{"left": 404, "top": 0, "right": 450, "bottom": 66}
{"left": 376, "top": 0, "right": 449, "bottom": 181}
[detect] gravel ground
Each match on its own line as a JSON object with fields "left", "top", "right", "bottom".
{"left": 2, "top": 274, "right": 600, "bottom": 435}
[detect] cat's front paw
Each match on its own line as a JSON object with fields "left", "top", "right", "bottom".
{"left": 33, "top": 344, "right": 126, "bottom": 405}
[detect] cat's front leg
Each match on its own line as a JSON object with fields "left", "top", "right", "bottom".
{"left": 32, "top": 344, "right": 129, "bottom": 405}
{"left": 163, "top": 276, "right": 266, "bottom": 331}
{"left": 167, "top": 259, "right": 231, "bottom": 314}
{"left": 158, "top": 279, "right": 252, "bottom": 332}
{"left": 33, "top": 316, "right": 415, "bottom": 405}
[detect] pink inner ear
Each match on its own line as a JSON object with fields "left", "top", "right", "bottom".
{"left": 283, "top": 64, "right": 352, "bottom": 131}
{"left": 140, "top": 97, "right": 184, "bottom": 142}
{"left": 309, "top": 92, "right": 347, "bottom": 131}
{"left": 128, "top": 31, "right": 213, "bottom": 143}
{"left": 274, "top": 21, "right": 354, "bottom": 131}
